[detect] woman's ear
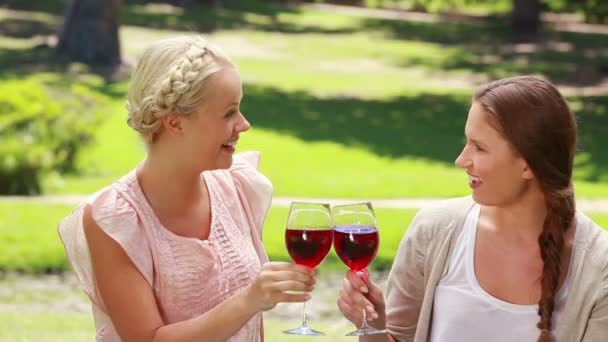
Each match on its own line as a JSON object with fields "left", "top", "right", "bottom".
{"left": 161, "top": 112, "right": 184, "bottom": 136}
{"left": 521, "top": 162, "right": 535, "bottom": 180}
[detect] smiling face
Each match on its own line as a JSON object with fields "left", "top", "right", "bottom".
{"left": 185, "top": 65, "right": 250, "bottom": 170}
{"left": 455, "top": 102, "right": 535, "bottom": 206}
{"left": 159, "top": 64, "right": 250, "bottom": 172}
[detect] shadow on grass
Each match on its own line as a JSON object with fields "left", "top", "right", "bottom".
{"left": 0, "top": 17, "right": 56, "bottom": 38}
{"left": 243, "top": 84, "right": 468, "bottom": 162}
{"left": 574, "top": 95, "right": 608, "bottom": 182}
{"left": 359, "top": 16, "right": 608, "bottom": 86}
{"left": 242, "top": 84, "right": 608, "bottom": 183}
{"left": 1, "top": 1, "right": 607, "bottom": 183}
{"left": 3, "top": 0, "right": 608, "bottom": 86}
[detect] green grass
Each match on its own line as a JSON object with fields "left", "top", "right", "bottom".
{"left": 0, "top": 310, "right": 95, "bottom": 342}
{"left": 0, "top": 201, "right": 413, "bottom": 272}
{"left": 2, "top": 200, "right": 607, "bottom": 273}
{"left": 0, "top": 307, "right": 358, "bottom": 342}
{"left": 1, "top": 2, "right": 608, "bottom": 198}
{"left": 0, "top": 202, "right": 73, "bottom": 272}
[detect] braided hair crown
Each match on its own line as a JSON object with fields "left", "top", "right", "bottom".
{"left": 126, "top": 36, "right": 232, "bottom": 143}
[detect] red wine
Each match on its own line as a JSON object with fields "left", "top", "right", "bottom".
{"left": 285, "top": 228, "right": 333, "bottom": 268}
{"left": 333, "top": 225, "right": 379, "bottom": 271}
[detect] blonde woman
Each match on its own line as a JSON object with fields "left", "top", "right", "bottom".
{"left": 59, "top": 36, "right": 315, "bottom": 341}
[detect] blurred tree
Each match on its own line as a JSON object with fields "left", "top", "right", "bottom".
{"left": 56, "top": 0, "right": 122, "bottom": 68}
{"left": 512, "top": 0, "right": 541, "bottom": 36}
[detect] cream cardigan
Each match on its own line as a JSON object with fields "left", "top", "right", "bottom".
{"left": 385, "top": 196, "right": 608, "bottom": 342}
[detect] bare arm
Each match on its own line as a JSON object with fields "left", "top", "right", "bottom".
{"left": 83, "top": 205, "right": 314, "bottom": 342}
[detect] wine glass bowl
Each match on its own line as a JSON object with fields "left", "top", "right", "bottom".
{"left": 333, "top": 224, "right": 378, "bottom": 271}
{"left": 332, "top": 202, "right": 387, "bottom": 336}
{"left": 283, "top": 202, "right": 332, "bottom": 336}
{"left": 285, "top": 228, "right": 332, "bottom": 269}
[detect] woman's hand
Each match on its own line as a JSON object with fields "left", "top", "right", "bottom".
{"left": 337, "top": 269, "right": 386, "bottom": 329}
{"left": 244, "top": 261, "right": 316, "bottom": 312}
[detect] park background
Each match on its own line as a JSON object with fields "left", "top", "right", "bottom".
{"left": 1, "top": 0, "right": 607, "bottom": 340}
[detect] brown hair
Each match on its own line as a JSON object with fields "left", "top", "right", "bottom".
{"left": 474, "top": 76, "right": 577, "bottom": 342}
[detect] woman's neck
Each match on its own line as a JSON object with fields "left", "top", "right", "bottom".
{"left": 482, "top": 189, "right": 548, "bottom": 245}
{"left": 137, "top": 151, "right": 206, "bottom": 217}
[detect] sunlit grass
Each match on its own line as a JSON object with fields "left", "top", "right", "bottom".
{"left": 2, "top": 4, "right": 607, "bottom": 198}
{"left": 2, "top": 200, "right": 607, "bottom": 273}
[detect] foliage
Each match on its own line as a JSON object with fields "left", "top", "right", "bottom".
{"left": 0, "top": 77, "right": 106, "bottom": 195}
{"left": 551, "top": 0, "right": 608, "bottom": 24}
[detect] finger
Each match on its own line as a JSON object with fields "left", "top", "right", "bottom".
{"left": 348, "top": 289, "right": 376, "bottom": 318}
{"left": 367, "top": 282, "right": 385, "bottom": 307}
{"left": 357, "top": 270, "right": 385, "bottom": 307}
{"left": 338, "top": 287, "right": 355, "bottom": 308}
{"left": 266, "top": 270, "right": 316, "bottom": 286}
{"left": 276, "top": 292, "right": 311, "bottom": 303}
{"left": 265, "top": 262, "right": 314, "bottom": 275}
{"left": 346, "top": 270, "right": 370, "bottom": 294}
{"left": 337, "top": 297, "right": 362, "bottom": 326}
{"left": 268, "top": 280, "right": 315, "bottom": 293}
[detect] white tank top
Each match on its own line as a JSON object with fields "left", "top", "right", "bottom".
{"left": 429, "top": 204, "right": 572, "bottom": 342}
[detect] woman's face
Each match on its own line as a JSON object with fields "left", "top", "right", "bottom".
{"left": 455, "top": 102, "right": 533, "bottom": 206}
{"left": 176, "top": 65, "right": 251, "bottom": 172}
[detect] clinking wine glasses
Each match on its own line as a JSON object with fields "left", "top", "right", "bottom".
{"left": 284, "top": 202, "right": 333, "bottom": 336}
{"left": 332, "top": 202, "right": 387, "bottom": 336}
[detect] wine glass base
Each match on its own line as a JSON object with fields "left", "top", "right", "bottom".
{"left": 345, "top": 327, "right": 388, "bottom": 336}
{"left": 283, "top": 326, "right": 325, "bottom": 336}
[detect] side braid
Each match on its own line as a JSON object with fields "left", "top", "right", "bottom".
{"left": 474, "top": 76, "right": 578, "bottom": 342}
{"left": 536, "top": 189, "right": 575, "bottom": 342}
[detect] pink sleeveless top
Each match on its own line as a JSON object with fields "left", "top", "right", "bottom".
{"left": 58, "top": 151, "right": 272, "bottom": 341}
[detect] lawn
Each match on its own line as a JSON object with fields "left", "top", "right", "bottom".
{"left": 1, "top": 1, "right": 607, "bottom": 198}
{"left": 1, "top": 1, "right": 607, "bottom": 339}
{"left": 2, "top": 200, "right": 608, "bottom": 273}
{"left": 0, "top": 201, "right": 415, "bottom": 272}
{"left": 0, "top": 273, "right": 357, "bottom": 341}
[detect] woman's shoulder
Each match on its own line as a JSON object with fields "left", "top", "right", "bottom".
{"left": 60, "top": 170, "right": 141, "bottom": 232}
{"left": 207, "top": 151, "right": 272, "bottom": 192}
{"left": 408, "top": 196, "right": 476, "bottom": 239}
{"left": 573, "top": 212, "right": 608, "bottom": 291}
{"left": 575, "top": 213, "right": 608, "bottom": 259}
{"left": 86, "top": 171, "right": 141, "bottom": 218}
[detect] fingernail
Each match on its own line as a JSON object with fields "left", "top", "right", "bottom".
{"left": 367, "top": 305, "right": 374, "bottom": 313}
{"left": 372, "top": 312, "right": 379, "bottom": 319}
{"left": 361, "top": 286, "right": 369, "bottom": 293}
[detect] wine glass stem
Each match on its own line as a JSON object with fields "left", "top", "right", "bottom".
{"left": 361, "top": 308, "right": 370, "bottom": 330}
{"left": 301, "top": 301, "right": 309, "bottom": 328}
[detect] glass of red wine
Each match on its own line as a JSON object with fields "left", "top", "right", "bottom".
{"left": 332, "top": 202, "right": 387, "bottom": 336}
{"left": 284, "top": 202, "right": 333, "bottom": 336}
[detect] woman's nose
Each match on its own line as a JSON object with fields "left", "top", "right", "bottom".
{"left": 454, "top": 147, "right": 470, "bottom": 169}
{"left": 238, "top": 112, "right": 251, "bottom": 132}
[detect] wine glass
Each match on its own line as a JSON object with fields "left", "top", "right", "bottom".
{"left": 284, "top": 202, "right": 333, "bottom": 336}
{"left": 332, "top": 202, "right": 387, "bottom": 336}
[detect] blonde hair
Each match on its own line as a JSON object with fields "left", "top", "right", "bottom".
{"left": 126, "top": 35, "right": 233, "bottom": 143}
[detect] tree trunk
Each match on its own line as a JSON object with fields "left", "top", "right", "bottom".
{"left": 511, "top": 0, "right": 541, "bottom": 37}
{"left": 56, "top": 0, "right": 122, "bottom": 67}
